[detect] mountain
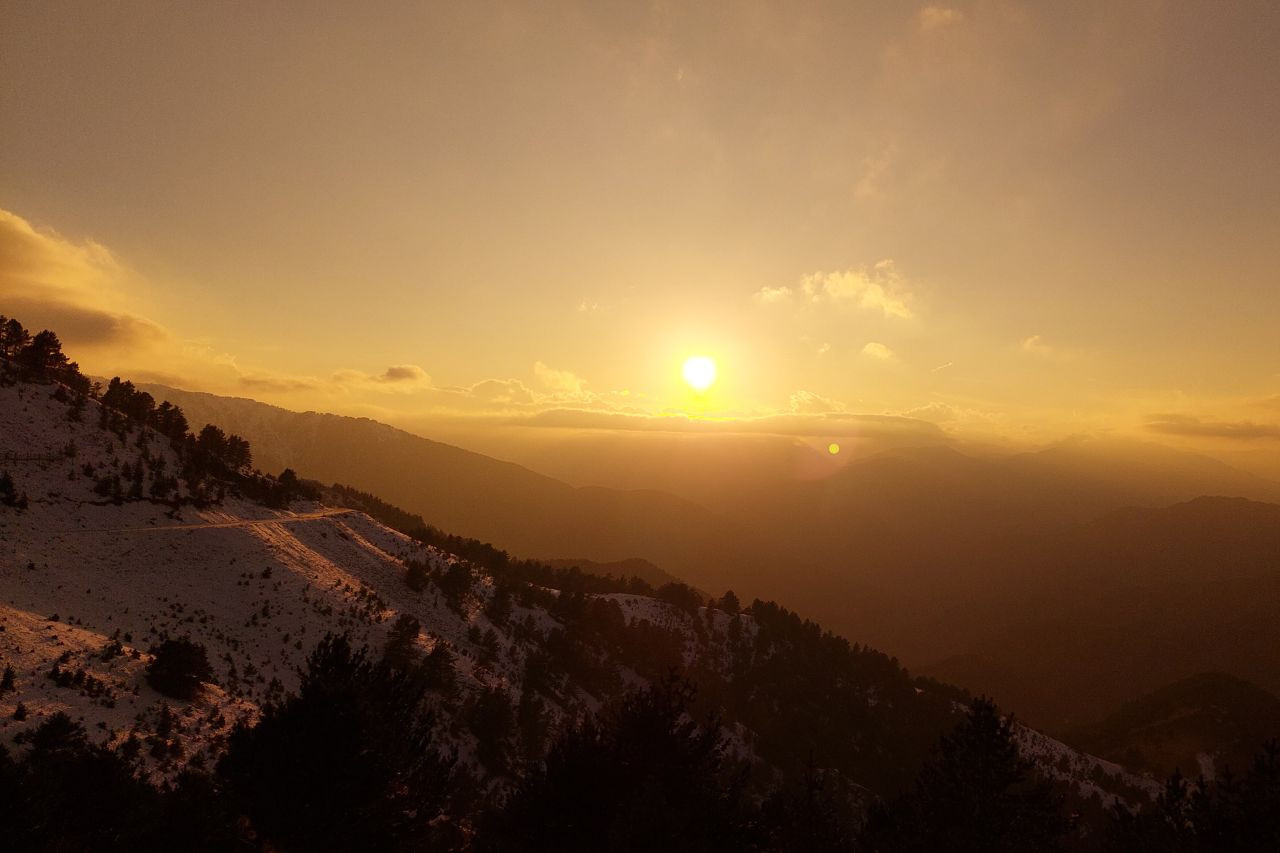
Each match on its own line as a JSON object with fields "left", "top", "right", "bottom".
{"left": 136, "top": 384, "right": 793, "bottom": 597}
{"left": 1065, "top": 673, "right": 1280, "bottom": 780}
{"left": 1, "top": 359, "right": 1155, "bottom": 846}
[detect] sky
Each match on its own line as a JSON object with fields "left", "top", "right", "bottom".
{"left": 3, "top": 1, "right": 1279, "bottom": 460}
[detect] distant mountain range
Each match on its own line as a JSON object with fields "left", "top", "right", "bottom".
{"left": 918, "top": 497, "right": 1280, "bottom": 730}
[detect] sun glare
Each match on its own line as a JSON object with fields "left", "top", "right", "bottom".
{"left": 682, "top": 355, "right": 717, "bottom": 393}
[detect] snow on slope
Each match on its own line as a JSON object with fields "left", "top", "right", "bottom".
{"left": 0, "top": 380, "right": 519, "bottom": 777}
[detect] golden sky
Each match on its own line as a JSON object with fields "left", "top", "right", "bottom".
{"left": 2, "top": 2, "right": 1279, "bottom": 458}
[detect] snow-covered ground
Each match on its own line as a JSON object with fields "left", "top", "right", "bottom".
{"left": 0, "top": 380, "right": 509, "bottom": 777}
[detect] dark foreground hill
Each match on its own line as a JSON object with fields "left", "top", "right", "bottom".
{"left": 1066, "top": 673, "right": 1280, "bottom": 780}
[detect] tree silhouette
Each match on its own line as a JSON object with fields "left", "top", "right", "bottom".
{"left": 482, "top": 674, "right": 753, "bottom": 852}
{"left": 18, "top": 329, "right": 69, "bottom": 374}
{"left": 0, "top": 317, "right": 31, "bottom": 359}
{"left": 217, "top": 634, "right": 454, "bottom": 851}
{"left": 146, "top": 638, "right": 213, "bottom": 700}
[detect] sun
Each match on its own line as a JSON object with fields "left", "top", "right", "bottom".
{"left": 682, "top": 355, "right": 717, "bottom": 393}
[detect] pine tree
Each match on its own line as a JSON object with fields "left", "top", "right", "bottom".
{"left": 0, "top": 317, "right": 30, "bottom": 359}
{"left": 382, "top": 613, "right": 421, "bottom": 672}
{"left": 146, "top": 638, "right": 213, "bottom": 699}
{"left": 18, "top": 330, "right": 69, "bottom": 375}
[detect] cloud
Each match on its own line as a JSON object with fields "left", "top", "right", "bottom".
{"left": 239, "top": 374, "right": 320, "bottom": 393}
{"left": 0, "top": 209, "right": 169, "bottom": 350}
{"left": 901, "top": 400, "right": 996, "bottom": 426}
{"left": 332, "top": 364, "right": 432, "bottom": 393}
{"left": 756, "top": 261, "right": 914, "bottom": 318}
{"left": 790, "top": 390, "right": 846, "bottom": 414}
{"left": 1021, "top": 334, "right": 1053, "bottom": 356}
{"left": 1144, "top": 414, "right": 1280, "bottom": 441}
{"left": 463, "top": 378, "right": 537, "bottom": 405}
{"left": 799, "top": 261, "right": 914, "bottom": 318}
{"left": 861, "top": 341, "right": 896, "bottom": 361}
{"left": 381, "top": 364, "right": 430, "bottom": 384}
{"left": 517, "top": 407, "right": 948, "bottom": 441}
{"left": 916, "top": 6, "right": 964, "bottom": 33}
{"left": 753, "top": 285, "right": 793, "bottom": 304}
{"left": 534, "top": 361, "right": 587, "bottom": 393}
{"left": 2, "top": 296, "right": 167, "bottom": 349}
